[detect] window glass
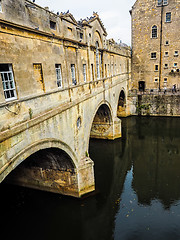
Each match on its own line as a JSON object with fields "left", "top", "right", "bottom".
{"left": 83, "top": 64, "right": 86, "bottom": 82}
{"left": 71, "top": 64, "right": 76, "bottom": 85}
{"left": 152, "top": 25, "right": 157, "bottom": 38}
{"left": 151, "top": 52, "right": 157, "bottom": 59}
{"left": 166, "top": 12, "right": 171, "bottom": 22}
{"left": 55, "top": 64, "right": 62, "bottom": 88}
{"left": 0, "top": 64, "right": 17, "bottom": 101}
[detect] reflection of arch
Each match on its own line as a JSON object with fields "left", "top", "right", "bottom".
{"left": 117, "top": 89, "right": 126, "bottom": 117}
{"left": 3, "top": 138, "right": 78, "bottom": 181}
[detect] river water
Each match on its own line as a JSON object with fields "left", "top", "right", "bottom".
{"left": 1, "top": 117, "right": 180, "bottom": 240}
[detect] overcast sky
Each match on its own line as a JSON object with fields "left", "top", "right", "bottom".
{"left": 36, "top": 0, "right": 136, "bottom": 46}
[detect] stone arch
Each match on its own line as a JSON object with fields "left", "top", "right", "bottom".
{"left": 94, "top": 30, "right": 103, "bottom": 48}
{"left": 2, "top": 138, "right": 79, "bottom": 182}
{"left": 117, "top": 89, "right": 126, "bottom": 117}
{"left": 89, "top": 100, "right": 113, "bottom": 140}
{"left": 3, "top": 139, "right": 87, "bottom": 197}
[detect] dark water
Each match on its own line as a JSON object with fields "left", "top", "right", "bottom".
{"left": 1, "top": 117, "right": 180, "bottom": 240}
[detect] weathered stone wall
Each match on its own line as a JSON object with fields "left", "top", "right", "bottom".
{"left": 137, "top": 94, "right": 180, "bottom": 116}
{"left": 131, "top": 0, "right": 180, "bottom": 91}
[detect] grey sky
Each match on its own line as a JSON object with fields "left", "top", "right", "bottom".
{"left": 36, "top": 0, "right": 136, "bottom": 46}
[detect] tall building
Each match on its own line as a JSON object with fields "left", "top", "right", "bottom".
{"left": 131, "top": 0, "right": 180, "bottom": 92}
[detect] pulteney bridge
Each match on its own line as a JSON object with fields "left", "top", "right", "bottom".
{"left": 0, "top": 0, "right": 131, "bottom": 197}
{"left": 0, "top": 78, "right": 129, "bottom": 197}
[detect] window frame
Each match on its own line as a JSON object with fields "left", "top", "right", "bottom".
{"left": 152, "top": 25, "right": 157, "bottom": 38}
{"left": 164, "top": 51, "right": 169, "bottom": 57}
{"left": 96, "top": 41, "right": 100, "bottom": 79}
{"left": 0, "top": 0, "right": 2, "bottom": 12}
{"left": 174, "top": 51, "right": 179, "bottom": 57}
{"left": 50, "top": 20, "right": 56, "bottom": 30}
{"left": 164, "top": 63, "right": 168, "bottom": 69}
{"left": 166, "top": 12, "right": 171, "bottom": 23}
{"left": 71, "top": 64, "right": 77, "bottom": 86}
{"left": 154, "top": 64, "right": 159, "bottom": 71}
{"left": 151, "top": 52, "right": 157, "bottom": 59}
{"left": 83, "top": 64, "right": 87, "bottom": 82}
{"left": 55, "top": 64, "right": 62, "bottom": 88}
{"left": 0, "top": 64, "right": 17, "bottom": 101}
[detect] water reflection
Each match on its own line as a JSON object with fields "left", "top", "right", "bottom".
{"left": 130, "top": 117, "right": 180, "bottom": 209}
{"left": 1, "top": 117, "right": 180, "bottom": 240}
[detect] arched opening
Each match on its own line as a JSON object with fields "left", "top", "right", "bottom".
{"left": 117, "top": 90, "right": 126, "bottom": 117}
{"left": 6, "top": 148, "right": 79, "bottom": 197}
{"left": 90, "top": 104, "right": 112, "bottom": 139}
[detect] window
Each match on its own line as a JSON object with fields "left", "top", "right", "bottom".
{"left": 0, "top": 64, "right": 17, "bottom": 101}
{"left": 96, "top": 42, "right": 100, "bottom": 79}
{"left": 165, "top": 40, "right": 169, "bottom": 45}
{"left": 164, "top": 77, "right": 168, "bottom": 82}
{"left": 164, "top": 63, "right": 168, "bottom": 68}
{"left": 71, "top": 64, "right": 76, "bottom": 85}
{"left": 158, "top": 0, "right": 168, "bottom": 5}
{"left": 91, "top": 64, "right": 94, "bottom": 81}
{"left": 55, "top": 64, "right": 62, "bottom": 88}
{"left": 33, "top": 63, "right": 45, "bottom": 91}
{"left": 83, "top": 64, "right": 86, "bottom": 82}
{"left": 174, "top": 51, "right": 178, "bottom": 56}
{"left": 166, "top": 12, "right": 171, "bottom": 22}
{"left": 174, "top": 63, "right": 177, "bottom": 67}
{"left": 50, "top": 20, "right": 56, "bottom": 30}
{"left": 80, "top": 33, "right": 83, "bottom": 40}
{"left": 155, "top": 65, "right": 159, "bottom": 71}
{"left": 165, "top": 51, "right": 169, "bottom": 56}
{"left": 151, "top": 52, "right": 157, "bottom": 59}
{"left": 0, "top": 0, "right": 2, "bottom": 12}
{"left": 158, "top": 0, "right": 162, "bottom": 6}
{"left": 152, "top": 25, "right": 157, "bottom": 38}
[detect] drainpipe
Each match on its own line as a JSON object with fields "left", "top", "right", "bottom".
{"left": 159, "top": 4, "right": 164, "bottom": 92}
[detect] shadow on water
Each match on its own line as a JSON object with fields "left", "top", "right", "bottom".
{"left": 1, "top": 116, "right": 180, "bottom": 240}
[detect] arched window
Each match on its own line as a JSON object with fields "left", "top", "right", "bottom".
{"left": 96, "top": 41, "right": 100, "bottom": 79}
{"left": 152, "top": 25, "right": 157, "bottom": 38}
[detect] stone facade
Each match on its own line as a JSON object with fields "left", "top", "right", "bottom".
{"left": 0, "top": 0, "right": 131, "bottom": 196}
{"left": 131, "top": 0, "right": 180, "bottom": 92}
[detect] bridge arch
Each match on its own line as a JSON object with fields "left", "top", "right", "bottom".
{"left": 3, "top": 138, "right": 79, "bottom": 182}
{"left": 88, "top": 100, "right": 117, "bottom": 141}
{"left": 117, "top": 88, "right": 126, "bottom": 117}
{"left": 4, "top": 138, "right": 93, "bottom": 197}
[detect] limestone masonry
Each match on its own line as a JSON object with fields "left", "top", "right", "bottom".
{"left": 0, "top": 0, "right": 131, "bottom": 197}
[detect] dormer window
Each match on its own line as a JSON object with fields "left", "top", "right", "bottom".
{"left": 50, "top": 20, "right": 56, "bottom": 30}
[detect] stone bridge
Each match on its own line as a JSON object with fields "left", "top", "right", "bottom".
{"left": 0, "top": 77, "right": 129, "bottom": 197}
{"left": 0, "top": 0, "right": 131, "bottom": 197}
